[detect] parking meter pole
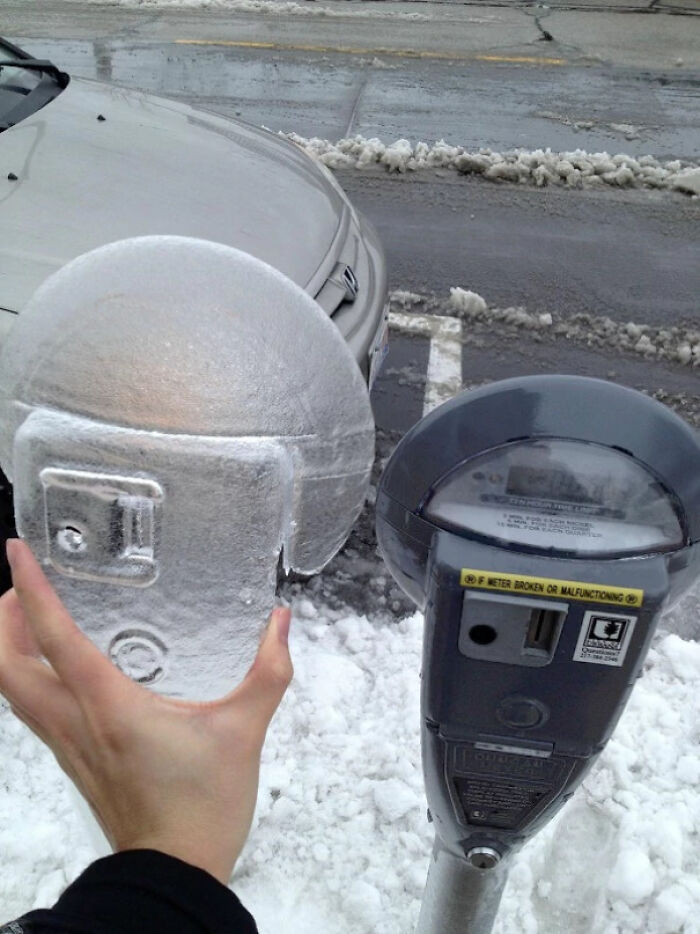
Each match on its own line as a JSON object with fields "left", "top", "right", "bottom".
{"left": 417, "top": 839, "right": 511, "bottom": 934}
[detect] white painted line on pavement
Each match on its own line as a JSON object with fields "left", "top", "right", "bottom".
{"left": 388, "top": 311, "right": 463, "bottom": 416}
{"left": 422, "top": 316, "right": 463, "bottom": 416}
{"left": 387, "top": 310, "right": 433, "bottom": 337}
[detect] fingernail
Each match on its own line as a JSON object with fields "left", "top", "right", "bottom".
{"left": 275, "top": 608, "right": 291, "bottom": 646}
{"left": 5, "top": 539, "right": 20, "bottom": 567}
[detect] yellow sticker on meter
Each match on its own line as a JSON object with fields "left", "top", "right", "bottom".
{"left": 460, "top": 569, "right": 643, "bottom": 608}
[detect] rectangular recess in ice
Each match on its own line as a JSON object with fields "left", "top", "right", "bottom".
{"left": 14, "top": 409, "right": 296, "bottom": 700}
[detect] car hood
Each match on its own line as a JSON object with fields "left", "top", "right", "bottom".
{"left": 1, "top": 77, "right": 346, "bottom": 312}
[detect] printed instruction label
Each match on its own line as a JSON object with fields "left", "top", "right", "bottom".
{"left": 573, "top": 610, "right": 637, "bottom": 667}
{"left": 495, "top": 511, "right": 605, "bottom": 541}
{"left": 460, "top": 569, "right": 644, "bottom": 608}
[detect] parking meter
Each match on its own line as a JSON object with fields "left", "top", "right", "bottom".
{"left": 0, "top": 236, "right": 374, "bottom": 702}
{"left": 376, "top": 375, "right": 700, "bottom": 934}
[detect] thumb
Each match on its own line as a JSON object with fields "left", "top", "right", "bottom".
{"left": 228, "top": 607, "right": 293, "bottom": 730}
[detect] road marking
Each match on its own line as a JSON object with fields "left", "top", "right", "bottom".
{"left": 175, "top": 39, "right": 566, "bottom": 66}
{"left": 388, "top": 311, "right": 463, "bottom": 416}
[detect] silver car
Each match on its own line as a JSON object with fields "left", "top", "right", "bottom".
{"left": 0, "top": 36, "right": 389, "bottom": 591}
{"left": 0, "top": 37, "right": 389, "bottom": 382}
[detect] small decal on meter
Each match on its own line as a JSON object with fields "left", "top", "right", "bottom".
{"left": 460, "top": 569, "right": 644, "bottom": 607}
{"left": 573, "top": 610, "right": 637, "bottom": 667}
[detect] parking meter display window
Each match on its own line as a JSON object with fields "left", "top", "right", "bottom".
{"left": 423, "top": 439, "right": 684, "bottom": 556}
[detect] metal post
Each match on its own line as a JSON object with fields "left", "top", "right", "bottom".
{"left": 416, "top": 838, "right": 512, "bottom": 934}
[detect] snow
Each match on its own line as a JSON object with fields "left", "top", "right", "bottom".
{"left": 2, "top": 592, "right": 700, "bottom": 933}
{"left": 287, "top": 133, "right": 700, "bottom": 195}
{"left": 669, "top": 168, "right": 700, "bottom": 197}
{"left": 608, "top": 849, "right": 656, "bottom": 906}
{"left": 448, "top": 288, "right": 487, "bottom": 317}
{"left": 389, "top": 287, "right": 700, "bottom": 368}
{"left": 71, "top": 0, "right": 431, "bottom": 19}
{"left": 609, "top": 124, "right": 643, "bottom": 141}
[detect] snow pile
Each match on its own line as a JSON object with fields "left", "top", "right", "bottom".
{"left": 0, "top": 709, "right": 95, "bottom": 913}
{"left": 386, "top": 290, "right": 424, "bottom": 312}
{"left": 287, "top": 133, "right": 700, "bottom": 194}
{"left": 357, "top": 57, "right": 399, "bottom": 71}
{"left": 2, "top": 593, "right": 700, "bottom": 933}
{"left": 448, "top": 288, "right": 558, "bottom": 331}
{"left": 76, "top": 0, "right": 431, "bottom": 19}
{"left": 450, "top": 287, "right": 553, "bottom": 330}
{"left": 663, "top": 582, "right": 700, "bottom": 643}
{"left": 448, "top": 288, "right": 488, "bottom": 317}
{"left": 390, "top": 288, "right": 700, "bottom": 368}
{"left": 567, "top": 633, "right": 700, "bottom": 934}
{"left": 238, "top": 608, "right": 428, "bottom": 933}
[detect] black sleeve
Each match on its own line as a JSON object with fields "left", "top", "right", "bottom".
{"left": 1, "top": 849, "right": 258, "bottom": 934}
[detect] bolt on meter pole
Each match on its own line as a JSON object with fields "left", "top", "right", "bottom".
{"left": 416, "top": 840, "right": 512, "bottom": 934}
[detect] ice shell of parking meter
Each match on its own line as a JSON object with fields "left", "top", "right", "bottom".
{"left": 0, "top": 236, "right": 374, "bottom": 700}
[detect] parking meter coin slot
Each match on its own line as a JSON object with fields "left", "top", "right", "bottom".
{"left": 459, "top": 591, "right": 566, "bottom": 667}
{"left": 525, "top": 609, "right": 559, "bottom": 655}
{"left": 473, "top": 736, "right": 554, "bottom": 757}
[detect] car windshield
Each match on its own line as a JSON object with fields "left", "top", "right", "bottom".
{"left": 0, "top": 45, "right": 41, "bottom": 91}
{"left": 0, "top": 38, "right": 67, "bottom": 130}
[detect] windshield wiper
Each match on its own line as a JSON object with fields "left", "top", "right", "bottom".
{"left": 0, "top": 58, "right": 69, "bottom": 131}
{"left": 0, "top": 59, "right": 68, "bottom": 87}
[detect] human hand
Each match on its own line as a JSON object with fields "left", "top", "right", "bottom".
{"left": 0, "top": 538, "right": 293, "bottom": 885}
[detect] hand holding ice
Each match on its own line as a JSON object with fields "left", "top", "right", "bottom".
{"left": 0, "top": 236, "right": 375, "bottom": 700}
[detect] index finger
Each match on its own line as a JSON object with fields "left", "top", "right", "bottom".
{"left": 5, "top": 539, "right": 122, "bottom": 696}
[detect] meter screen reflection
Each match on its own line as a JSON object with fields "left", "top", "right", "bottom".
{"left": 506, "top": 464, "right": 607, "bottom": 506}
{"left": 423, "top": 439, "right": 685, "bottom": 556}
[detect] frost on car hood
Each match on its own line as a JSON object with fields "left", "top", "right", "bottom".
{"left": 1, "top": 78, "right": 345, "bottom": 312}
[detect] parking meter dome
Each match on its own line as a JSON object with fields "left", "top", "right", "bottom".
{"left": 377, "top": 375, "right": 700, "bottom": 609}
{"left": 0, "top": 236, "right": 374, "bottom": 699}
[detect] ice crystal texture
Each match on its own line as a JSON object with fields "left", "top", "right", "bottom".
{"left": 0, "top": 236, "right": 374, "bottom": 700}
